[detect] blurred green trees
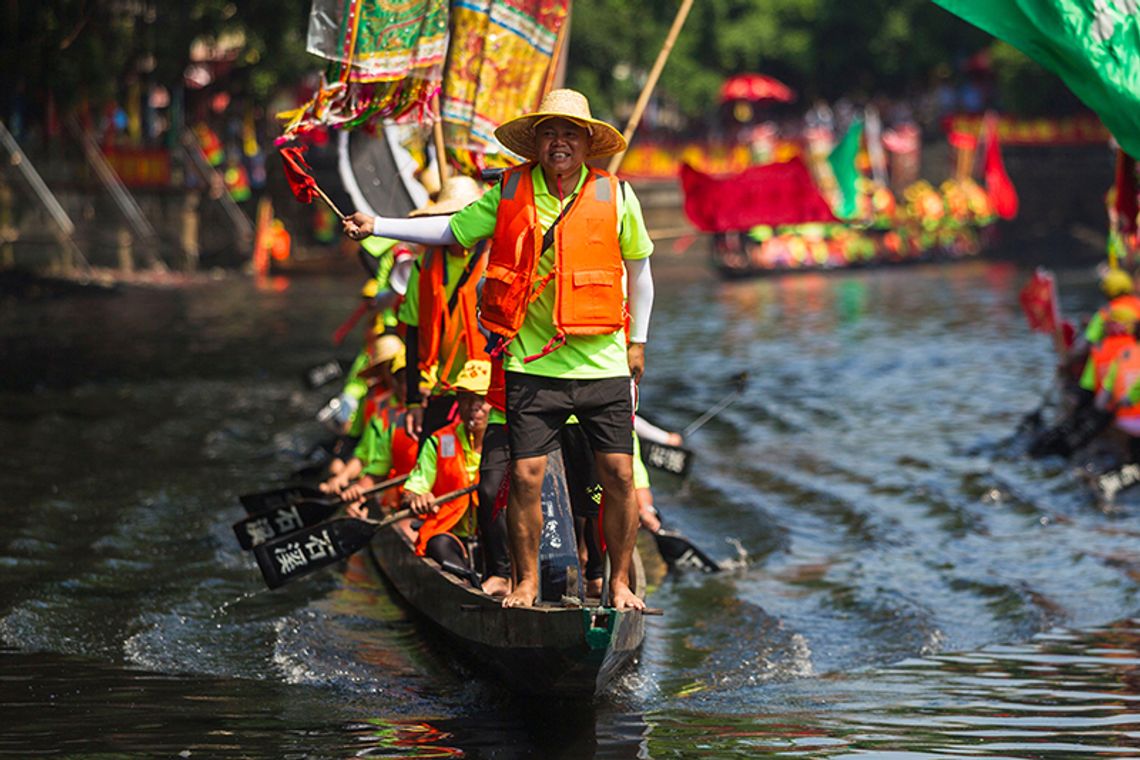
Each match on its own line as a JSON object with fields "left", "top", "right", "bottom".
{"left": 2, "top": 0, "right": 1073, "bottom": 132}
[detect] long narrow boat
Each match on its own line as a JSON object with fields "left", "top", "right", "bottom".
{"left": 364, "top": 516, "right": 647, "bottom": 697}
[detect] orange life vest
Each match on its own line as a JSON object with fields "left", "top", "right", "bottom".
{"left": 417, "top": 246, "right": 488, "bottom": 387}
{"left": 1091, "top": 334, "right": 1136, "bottom": 392}
{"left": 414, "top": 419, "right": 476, "bottom": 556}
{"left": 481, "top": 164, "right": 623, "bottom": 352}
{"left": 1109, "top": 347, "right": 1140, "bottom": 419}
{"left": 374, "top": 405, "right": 419, "bottom": 508}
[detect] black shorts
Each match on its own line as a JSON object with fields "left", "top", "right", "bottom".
{"left": 505, "top": 371, "right": 634, "bottom": 459}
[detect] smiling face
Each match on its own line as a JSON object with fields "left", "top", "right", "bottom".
{"left": 535, "top": 117, "right": 589, "bottom": 182}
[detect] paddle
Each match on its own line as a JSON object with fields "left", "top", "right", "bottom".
{"left": 641, "top": 440, "right": 694, "bottom": 477}
{"left": 233, "top": 471, "right": 408, "bottom": 519}
{"left": 253, "top": 485, "right": 477, "bottom": 589}
{"left": 650, "top": 528, "right": 721, "bottom": 572}
{"left": 303, "top": 358, "right": 347, "bottom": 390}
{"left": 233, "top": 474, "right": 409, "bottom": 550}
{"left": 1085, "top": 461, "right": 1140, "bottom": 506}
{"left": 681, "top": 371, "right": 749, "bottom": 437}
{"left": 1028, "top": 408, "right": 1114, "bottom": 458}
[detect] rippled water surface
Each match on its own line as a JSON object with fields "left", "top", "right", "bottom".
{"left": 3, "top": 257, "right": 1140, "bottom": 758}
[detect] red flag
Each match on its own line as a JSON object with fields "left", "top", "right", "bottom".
{"left": 1019, "top": 268, "right": 1058, "bottom": 334}
{"left": 279, "top": 145, "right": 318, "bottom": 205}
{"left": 983, "top": 117, "right": 1019, "bottom": 220}
{"left": 680, "top": 157, "right": 837, "bottom": 233}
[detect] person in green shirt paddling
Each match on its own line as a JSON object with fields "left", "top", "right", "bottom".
{"left": 342, "top": 90, "right": 654, "bottom": 611}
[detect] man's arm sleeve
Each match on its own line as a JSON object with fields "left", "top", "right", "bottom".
{"left": 372, "top": 215, "right": 458, "bottom": 245}
{"left": 625, "top": 257, "right": 654, "bottom": 343}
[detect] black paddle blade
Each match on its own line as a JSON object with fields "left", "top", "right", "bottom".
{"left": 238, "top": 484, "right": 326, "bottom": 514}
{"left": 1090, "top": 462, "right": 1140, "bottom": 505}
{"left": 253, "top": 518, "right": 378, "bottom": 589}
{"left": 1028, "top": 409, "right": 1113, "bottom": 458}
{"left": 304, "top": 359, "right": 346, "bottom": 390}
{"left": 641, "top": 441, "right": 695, "bottom": 477}
{"left": 233, "top": 500, "right": 341, "bottom": 550}
{"left": 653, "top": 530, "right": 720, "bottom": 573}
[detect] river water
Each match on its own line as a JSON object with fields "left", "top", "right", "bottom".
{"left": 3, "top": 254, "right": 1140, "bottom": 758}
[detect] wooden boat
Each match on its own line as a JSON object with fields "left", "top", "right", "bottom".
{"left": 360, "top": 450, "right": 649, "bottom": 698}
{"left": 364, "top": 523, "right": 646, "bottom": 697}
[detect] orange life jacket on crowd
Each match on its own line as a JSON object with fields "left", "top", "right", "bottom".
{"left": 1091, "top": 334, "right": 1136, "bottom": 392}
{"left": 1109, "top": 347, "right": 1140, "bottom": 419}
{"left": 414, "top": 419, "right": 477, "bottom": 556}
{"left": 481, "top": 164, "right": 623, "bottom": 353}
{"left": 374, "top": 405, "right": 419, "bottom": 508}
{"left": 417, "top": 246, "right": 488, "bottom": 386}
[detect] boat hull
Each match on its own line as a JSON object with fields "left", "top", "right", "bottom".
{"left": 367, "top": 524, "right": 646, "bottom": 697}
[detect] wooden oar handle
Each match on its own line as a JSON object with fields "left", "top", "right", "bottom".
{"left": 366, "top": 486, "right": 474, "bottom": 527}
{"left": 361, "top": 474, "right": 410, "bottom": 497}
{"left": 373, "top": 507, "right": 413, "bottom": 527}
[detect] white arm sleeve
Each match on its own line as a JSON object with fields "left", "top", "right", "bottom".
{"left": 634, "top": 415, "right": 673, "bottom": 445}
{"left": 625, "top": 257, "right": 654, "bottom": 343}
{"left": 372, "top": 215, "right": 458, "bottom": 246}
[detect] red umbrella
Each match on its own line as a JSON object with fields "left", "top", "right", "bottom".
{"left": 719, "top": 74, "right": 796, "bottom": 104}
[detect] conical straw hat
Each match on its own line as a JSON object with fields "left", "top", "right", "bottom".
{"left": 408, "top": 175, "right": 484, "bottom": 217}
{"left": 495, "top": 89, "right": 626, "bottom": 161}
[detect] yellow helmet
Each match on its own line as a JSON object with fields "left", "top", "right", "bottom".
{"left": 1102, "top": 269, "right": 1134, "bottom": 297}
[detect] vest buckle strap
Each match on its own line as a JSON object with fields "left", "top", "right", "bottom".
{"left": 523, "top": 332, "right": 568, "bottom": 363}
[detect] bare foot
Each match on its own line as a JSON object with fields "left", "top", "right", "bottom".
{"left": 501, "top": 579, "right": 538, "bottom": 608}
{"left": 586, "top": 577, "right": 603, "bottom": 599}
{"left": 481, "top": 575, "right": 511, "bottom": 597}
{"left": 609, "top": 582, "right": 646, "bottom": 611}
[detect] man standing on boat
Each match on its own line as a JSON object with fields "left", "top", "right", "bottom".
{"left": 342, "top": 89, "right": 655, "bottom": 610}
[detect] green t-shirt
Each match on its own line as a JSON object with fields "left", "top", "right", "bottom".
{"left": 397, "top": 247, "right": 480, "bottom": 389}
{"left": 341, "top": 350, "right": 371, "bottom": 403}
{"left": 449, "top": 164, "right": 653, "bottom": 379}
{"left": 354, "top": 408, "right": 396, "bottom": 478}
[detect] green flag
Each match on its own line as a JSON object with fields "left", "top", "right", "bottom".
{"left": 931, "top": 0, "right": 1140, "bottom": 157}
{"left": 828, "top": 118, "right": 864, "bottom": 220}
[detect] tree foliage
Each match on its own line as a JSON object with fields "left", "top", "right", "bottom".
{"left": 566, "top": 0, "right": 1020, "bottom": 124}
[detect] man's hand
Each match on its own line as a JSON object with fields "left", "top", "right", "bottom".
{"left": 627, "top": 343, "right": 646, "bottom": 383}
{"left": 340, "top": 475, "right": 374, "bottom": 502}
{"left": 345, "top": 498, "right": 369, "bottom": 520}
{"left": 405, "top": 406, "right": 424, "bottom": 439}
{"left": 343, "top": 211, "right": 375, "bottom": 241}
{"left": 405, "top": 490, "right": 435, "bottom": 516}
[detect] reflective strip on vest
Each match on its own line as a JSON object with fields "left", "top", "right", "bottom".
{"left": 502, "top": 169, "right": 523, "bottom": 201}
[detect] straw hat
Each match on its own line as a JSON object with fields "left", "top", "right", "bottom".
{"left": 358, "top": 334, "right": 404, "bottom": 380}
{"left": 408, "top": 175, "right": 484, "bottom": 217}
{"left": 451, "top": 359, "right": 491, "bottom": 395}
{"left": 494, "top": 89, "right": 626, "bottom": 161}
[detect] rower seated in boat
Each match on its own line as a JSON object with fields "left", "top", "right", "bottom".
{"left": 321, "top": 332, "right": 404, "bottom": 485}
{"left": 325, "top": 346, "right": 420, "bottom": 514}
{"left": 400, "top": 360, "right": 490, "bottom": 569}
